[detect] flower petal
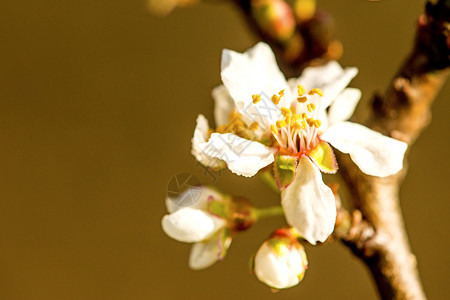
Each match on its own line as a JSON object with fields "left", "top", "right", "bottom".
{"left": 281, "top": 157, "right": 336, "bottom": 245}
{"left": 165, "top": 186, "right": 224, "bottom": 213}
{"left": 161, "top": 207, "right": 217, "bottom": 243}
{"left": 189, "top": 235, "right": 221, "bottom": 270}
{"left": 212, "top": 85, "right": 236, "bottom": 127}
{"left": 327, "top": 88, "right": 361, "bottom": 126}
{"left": 191, "top": 114, "right": 225, "bottom": 170}
{"left": 289, "top": 61, "right": 358, "bottom": 109}
{"left": 221, "top": 42, "right": 288, "bottom": 130}
{"left": 321, "top": 121, "right": 407, "bottom": 177}
{"left": 199, "top": 132, "right": 274, "bottom": 177}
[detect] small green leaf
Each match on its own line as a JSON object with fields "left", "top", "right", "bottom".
{"left": 273, "top": 155, "right": 297, "bottom": 190}
{"left": 308, "top": 141, "right": 338, "bottom": 174}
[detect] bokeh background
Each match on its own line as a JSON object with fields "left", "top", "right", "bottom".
{"left": 0, "top": 0, "right": 448, "bottom": 299}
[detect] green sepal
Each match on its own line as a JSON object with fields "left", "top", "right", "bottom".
{"left": 268, "top": 237, "right": 291, "bottom": 258}
{"left": 207, "top": 196, "right": 229, "bottom": 219}
{"left": 308, "top": 141, "right": 338, "bottom": 174}
{"left": 273, "top": 155, "right": 298, "bottom": 190}
{"left": 217, "top": 228, "right": 232, "bottom": 260}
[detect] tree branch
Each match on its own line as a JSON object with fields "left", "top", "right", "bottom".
{"left": 337, "top": 0, "right": 449, "bottom": 299}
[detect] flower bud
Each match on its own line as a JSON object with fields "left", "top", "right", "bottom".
{"left": 251, "top": 0, "right": 296, "bottom": 42}
{"left": 253, "top": 228, "right": 308, "bottom": 289}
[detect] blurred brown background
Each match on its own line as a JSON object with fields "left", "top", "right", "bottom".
{"left": 0, "top": 0, "right": 448, "bottom": 299}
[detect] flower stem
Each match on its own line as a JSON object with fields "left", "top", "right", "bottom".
{"left": 254, "top": 206, "right": 284, "bottom": 220}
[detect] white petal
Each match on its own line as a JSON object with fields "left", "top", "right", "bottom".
{"left": 212, "top": 85, "right": 236, "bottom": 127}
{"left": 290, "top": 61, "right": 358, "bottom": 109}
{"left": 321, "top": 122, "right": 407, "bottom": 177}
{"left": 327, "top": 88, "right": 361, "bottom": 126}
{"left": 281, "top": 157, "right": 336, "bottom": 245}
{"left": 189, "top": 236, "right": 222, "bottom": 270}
{"left": 165, "top": 186, "right": 224, "bottom": 213}
{"left": 254, "top": 242, "right": 304, "bottom": 289}
{"left": 199, "top": 133, "right": 274, "bottom": 177}
{"left": 191, "top": 114, "right": 224, "bottom": 170}
{"left": 221, "top": 42, "right": 288, "bottom": 130}
{"left": 161, "top": 208, "right": 216, "bottom": 243}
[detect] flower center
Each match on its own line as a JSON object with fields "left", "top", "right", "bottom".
{"left": 253, "top": 85, "right": 324, "bottom": 156}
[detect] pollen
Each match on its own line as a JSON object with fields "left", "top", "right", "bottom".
{"left": 313, "top": 119, "right": 321, "bottom": 128}
{"left": 285, "top": 115, "right": 292, "bottom": 124}
{"left": 292, "top": 122, "right": 301, "bottom": 131}
{"left": 307, "top": 103, "right": 315, "bottom": 112}
{"left": 271, "top": 94, "right": 280, "bottom": 105}
{"left": 308, "top": 88, "right": 324, "bottom": 97}
{"left": 297, "top": 96, "right": 308, "bottom": 103}
{"left": 276, "top": 119, "right": 287, "bottom": 128}
{"left": 301, "top": 113, "right": 307, "bottom": 119}
{"left": 250, "top": 122, "right": 259, "bottom": 131}
{"left": 252, "top": 94, "right": 261, "bottom": 104}
{"left": 297, "top": 85, "right": 305, "bottom": 96}
{"left": 281, "top": 107, "right": 291, "bottom": 117}
{"left": 291, "top": 114, "right": 300, "bottom": 122}
{"left": 278, "top": 89, "right": 285, "bottom": 97}
{"left": 301, "top": 120, "right": 307, "bottom": 129}
{"left": 271, "top": 124, "right": 278, "bottom": 135}
{"left": 307, "top": 118, "right": 315, "bottom": 127}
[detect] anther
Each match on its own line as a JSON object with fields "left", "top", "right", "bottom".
{"left": 271, "top": 124, "right": 278, "bottom": 135}
{"left": 271, "top": 94, "right": 280, "bottom": 105}
{"left": 278, "top": 89, "right": 285, "bottom": 97}
{"left": 297, "top": 85, "right": 305, "bottom": 96}
{"left": 276, "top": 120, "right": 287, "bottom": 128}
{"left": 297, "top": 96, "right": 307, "bottom": 103}
{"left": 250, "top": 122, "right": 259, "bottom": 131}
{"left": 252, "top": 94, "right": 261, "bottom": 104}
{"left": 308, "top": 88, "right": 324, "bottom": 97}
{"left": 281, "top": 107, "right": 291, "bottom": 117}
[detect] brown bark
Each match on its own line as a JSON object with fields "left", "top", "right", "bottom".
{"left": 338, "top": 1, "right": 449, "bottom": 299}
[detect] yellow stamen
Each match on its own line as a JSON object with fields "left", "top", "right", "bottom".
{"left": 301, "top": 120, "right": 307, "bottom": 129}
{"left": 292, "top": 122, "right": 301, "bottom": 131}
{"left": 297, "top": 85, "right": 305, "bottom": 96}
{"left": 308, "top": 88, "right": 324, "bottom": 97}
{"left": 278, "top": 89, "right": 285, "bottom": 97}
{"left": 276, "top": 120, "right": 287, "bottom": 128}
{"left": 281, "top": 107, "right": 291, "bottom": 117}
{"left": 307, "top": 118, "right": 315, "bottom": 127}
{"left": 252, "top": 94, "right": 261, "bottom": 104}
{"left": 301, "top": 113, "right": 307, "bottom": 119}
{"left": 285, "top": 115, "right": 291, "bottom": 125}
{"left": 307, "top": 103, "right": 315, "bottom": 112}
{"left": 250, "top": 122, "right": 259, "bottom": 131}
{"left": 297, "top": 96, "right": 308, "bottom": 103}
{"left": 313, "top": 119, "right": 321, "bottom": 128}
{"left": 271, "top": 94, "right": 280, "bottom": 105}
{"left": 271, "top": 124, "right": 278, "bottom": 135}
